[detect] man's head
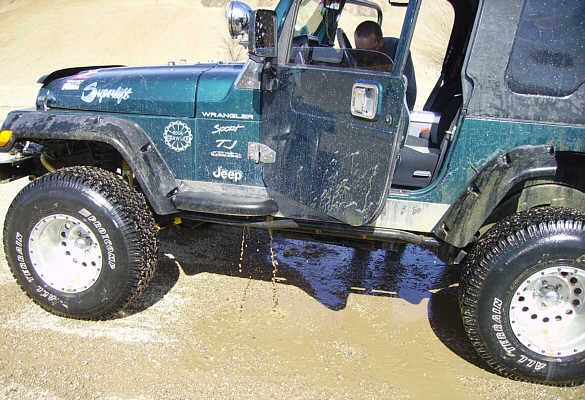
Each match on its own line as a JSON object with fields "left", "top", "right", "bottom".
{"left": 354, "top": 21, "right": 384, "bottom": 51}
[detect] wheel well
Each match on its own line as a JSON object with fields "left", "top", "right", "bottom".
{"left": 4, "top": 111, "right": 177, "bottom": 215}
{"left": 482, "top": 181, "right": 585, "bottom": 232}
{"left": 438, "top": 180, "right": 585, "bottom": 264}
{"left": 482, "top": 152, "right": 585, "bottom": 235}
{"left": 33, "top": 139, "right": 124, "bottom": 173}
{"left": 437, "top": 150, "right": 585, "bottom": 263}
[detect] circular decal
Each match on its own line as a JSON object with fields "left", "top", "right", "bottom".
{"left": 163, "top": 121, "right": 193, "bottom": 152}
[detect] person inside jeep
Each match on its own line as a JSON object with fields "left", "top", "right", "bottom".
{"left": 354, "top": 20, "right": 417, "bottom": 109}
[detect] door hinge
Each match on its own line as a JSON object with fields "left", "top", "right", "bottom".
{"left": 248, "top": 142, "right": 276, "bottom": 164}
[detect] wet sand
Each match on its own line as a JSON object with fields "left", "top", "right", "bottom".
{"left": 1, "top": 179, "right": 584, "bottom": 399}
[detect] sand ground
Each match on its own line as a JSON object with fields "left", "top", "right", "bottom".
{"left": 0, "top": 1, "right": 584, "bottom": 399}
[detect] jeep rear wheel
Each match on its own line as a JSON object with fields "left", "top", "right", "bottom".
{"left": 3, "top": 166, "right": 159, "bottom": 320}
{"left": 459, "top": 207, "right": 585, "bottom": 386}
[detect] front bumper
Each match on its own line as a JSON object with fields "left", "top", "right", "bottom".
{"left": 0, "top": 155, "right": 43, "bottom": 183}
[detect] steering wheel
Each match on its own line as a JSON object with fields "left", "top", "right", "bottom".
{"left": 336, "top": 28, "right": 356, "bottom": 68}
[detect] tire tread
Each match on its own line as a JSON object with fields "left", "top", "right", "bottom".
{"left": 459, "top": 206, "right": 585, "bottom": 386}
{"left": 3, "top": 166, "right": 159, "bottom": 320}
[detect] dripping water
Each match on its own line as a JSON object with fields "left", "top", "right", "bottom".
{"left": 238, "top": 227, "right": 253, "bottom": 317}
{"left": 269, "top": 228, "right": 279, "bottom": 310}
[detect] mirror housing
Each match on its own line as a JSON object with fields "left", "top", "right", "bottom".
{"left": 248, "top": 9, "right": 277, "bottom": 59}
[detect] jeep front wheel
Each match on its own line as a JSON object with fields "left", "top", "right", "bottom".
{"left": 3, "top": 166, "right": 159, "bottom": 320}
{"left": 459, "top": 207, "right": 585, "bottom": 385}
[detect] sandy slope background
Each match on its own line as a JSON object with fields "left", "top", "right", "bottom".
{"left": 0, "top": 1, "right": 584, "bottom": 399}
{"left": 0, "top": 0, "right": 451, "bottom": 112}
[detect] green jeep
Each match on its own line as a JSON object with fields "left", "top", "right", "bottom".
{"left": 1, "top": 0, "right": 584, "bottom": 386}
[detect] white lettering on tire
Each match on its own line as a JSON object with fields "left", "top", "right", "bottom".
{"left": 491, "top": 297, "right": 516, "bottom": 355}
{"left": 78, "top": 209, "right": 116, "bottom": 270}
{"left": 14, "top": 232, "right": 34, "bottom": 283}
{"left": 491, "top": 297, "right": 548, "bottom": 372}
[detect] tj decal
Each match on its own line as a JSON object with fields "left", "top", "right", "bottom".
{"left": 210, "top": 125, "right": 244, "bottom": 158}
{"left": 215, "top": 139, "right": 238, "bottom": 150}
{"left": 81, "top": 82, "right": 133, "bottom": 104}
{"left": 163, "top": 121, "right": 193, "bottom": 152}
{"left": 211, "top": 139, "right": 240, "bottom": 158}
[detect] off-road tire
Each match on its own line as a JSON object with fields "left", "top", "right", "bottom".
{"left": 459, "top": 207, "right": 585, "bottom": 386}
{"left": 3, "top": 166, "right": 159, "bottom": 320}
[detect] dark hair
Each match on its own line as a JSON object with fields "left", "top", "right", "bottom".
{"left": 355, "top": 20, "right": 382, "bottom": 41}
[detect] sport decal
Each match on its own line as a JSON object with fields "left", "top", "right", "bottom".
{"left": 211, "top": 124, "right": 245, "bottom": 135}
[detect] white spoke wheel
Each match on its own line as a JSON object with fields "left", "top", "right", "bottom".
{"left": 3, "top": 167, "right": 158, "bottom": 320}
{"left": 459, "top": 207, "right": 585, "bottom": 386}
{"left": 29, "top": 214, "right": 102, "bottom": 294}
{"left": 510, "top": 264, "right": 585, "bottom": 358}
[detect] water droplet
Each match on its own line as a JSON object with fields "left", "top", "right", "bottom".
{"left": 269, "top": 228, "right": 280, "bottom": 311}
{"left": 238, "top": 227, "right": 247, "bottom": 274}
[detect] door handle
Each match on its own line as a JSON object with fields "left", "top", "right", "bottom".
{"left": 351, "top": 82, "right": 379, "bottom": 120}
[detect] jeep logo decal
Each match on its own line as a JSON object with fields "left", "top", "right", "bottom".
{"left": 212, "top": 166, "right": 243, "bottom": 183}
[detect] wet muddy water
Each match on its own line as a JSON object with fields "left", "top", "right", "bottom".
{"left": 1, "top": 179, "right": 583, "bottom": 398}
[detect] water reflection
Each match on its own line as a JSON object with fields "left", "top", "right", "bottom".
{"left": 159, "top": 223, "right": 459, "bottom": 311}
{"left": 272, "top": 236, "right": 457, "bottom": 310}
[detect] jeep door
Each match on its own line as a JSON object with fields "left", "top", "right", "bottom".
{"left": 260, "top": 3, "right": 410, "bottom": 226}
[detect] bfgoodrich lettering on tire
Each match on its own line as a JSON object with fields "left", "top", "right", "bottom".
{"left": 459, "top": 207, "right": 585, "bottom": 386}
{"left": 3, "top": 166, "right": 159, "bottom": 320}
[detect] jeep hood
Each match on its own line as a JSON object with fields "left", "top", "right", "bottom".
{"left": 39, "top": 64, "right": 223, "bottom": 117}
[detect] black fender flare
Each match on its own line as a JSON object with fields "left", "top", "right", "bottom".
{"left": 433, "top": 145, "right": 559, "bottom": 248}
{"left": 1, "top": 110, "right": 177, "bottom": 215}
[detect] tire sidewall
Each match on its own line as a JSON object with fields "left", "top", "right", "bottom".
{"left": 5, "top": 180, "right": 137, "bottom": 318}
{"left": 476, "top": 229, "right": 585, "bottom": 383}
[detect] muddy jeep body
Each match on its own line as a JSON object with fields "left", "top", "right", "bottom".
{"left": 1, "top": 0, "right": 584, "bottom": 386}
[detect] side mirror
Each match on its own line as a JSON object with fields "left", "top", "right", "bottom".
{"left": 248, "top": 9, "right": 277, "bottom": 58}
{"left": 226, "top": 1, "right": 252, "bottom": 39}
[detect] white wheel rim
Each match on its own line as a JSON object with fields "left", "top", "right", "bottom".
{"left": 28, "top": 214, "right": 102, "bottom": 294}
{"left": 510, "top": 264, "right": 585, "bottom": 357}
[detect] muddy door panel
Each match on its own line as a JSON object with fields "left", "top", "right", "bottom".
{"left": 261, "top": 66, "right": 404, "bottom": 226}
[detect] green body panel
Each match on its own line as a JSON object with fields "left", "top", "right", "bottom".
{"left": 196, "top": 64, "right": 262, "bottom": 120}
{"left": 119, "top": 115, "right": 263, "bottom": 185}
{"left": 28, "top": 62, "right": 265, "bottom": 186}
{"left": 194, "top": 118, "right": 263, "bottom": 185}
{"left": 394, "top": 117, "right": 585, "bottom": 206}
{"left": 42, "top": 65, "right": 215, "bottom": 117}
{"left": 124, "top": 115, "right": 199, "bottom": 180}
